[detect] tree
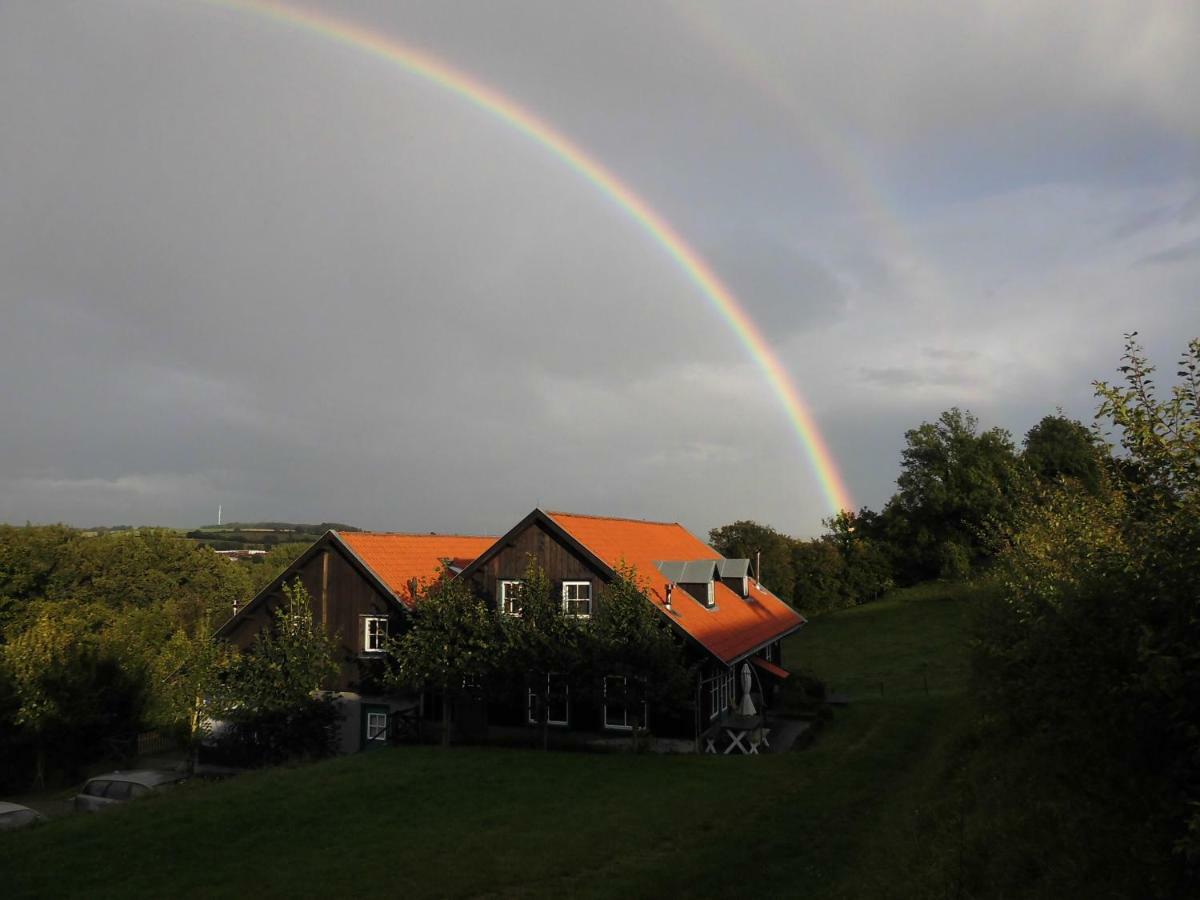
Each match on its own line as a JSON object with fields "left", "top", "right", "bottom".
{"left": 708, "top": 520, "right": 796, "bottom": 601}
{"left": 2, "top": 601, "right": 142, "bottom": 785}
{"left": 975, "top": 335, "right": 1200, "bottom": 894}
{"left": 887, "top": 407, "right": 1022, "bottom": 581}
{"left": 48, "top": 529, "right": 252, "bottom": 632}
{"left": 147, "top": 612, "right": 236, "bottom": 775}
{"left": 494, "top": 557, "right": 587, "bottom": 750}
{"left": 1022, "top": 413, "right": 1106, "bottom": 493}
{"left": 588, "top": 563, "right": 691, "bottom": 743}
{"left": 386, "top": 572, "right": 498, "bottom": 747}
{"left": 234, "top": 579, "right": 339, "bottom": 709}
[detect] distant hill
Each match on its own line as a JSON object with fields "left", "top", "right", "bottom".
{"left": 186, "top": 522, "right": 360, "bottom": 551}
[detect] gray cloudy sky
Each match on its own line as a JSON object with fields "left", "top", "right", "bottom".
{"left": 1, "top": 1, "right": 1197, "bottom": 538}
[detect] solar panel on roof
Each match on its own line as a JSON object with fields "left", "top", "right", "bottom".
{"left": 716, "top": 558, "right": 751, "bottom": 578}
{"left": 654, "top": 560, "right": 718, "bottom": 582}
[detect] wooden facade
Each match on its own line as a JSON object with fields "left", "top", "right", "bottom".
{"left": 465, "top": 518, "right": 607, "bottom": 617}
{"left": 218, "top": 534, "right": 402, "bottom": 694}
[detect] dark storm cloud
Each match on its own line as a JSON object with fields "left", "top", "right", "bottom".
{"left": 1, "top": 1, "right": 1198, "bottom": 536}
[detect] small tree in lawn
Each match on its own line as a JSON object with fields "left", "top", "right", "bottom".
{"left": 385, "top": 572, "right": 497, "bottom": 747}
{"left": 235, "top": 579, "right": 339, "bottom": 711}
{"left": 149, "top": 609, "right": 236, "bottom": 775}
{"left": 590, "top": 563, "right": 690, "bottom": 747}
{"left": 222, "top": 578, "right": 341, "bottom": 764}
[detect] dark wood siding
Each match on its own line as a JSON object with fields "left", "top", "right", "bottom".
{"left": 466, "top": 520, "right": 609, "bottom": 615}
{"left": 220, "top": 537, "right": 401, "bottom": 693}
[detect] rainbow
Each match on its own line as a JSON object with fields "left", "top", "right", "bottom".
{"left": 206, "top": 0, "right": 854, "bottom": 514}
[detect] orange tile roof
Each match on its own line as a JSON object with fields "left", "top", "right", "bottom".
{"left": 337, "top": 532, "right": 497, "bottom": 605}
{"left": 545, "top": 511, "right": 805, "bottom": 664}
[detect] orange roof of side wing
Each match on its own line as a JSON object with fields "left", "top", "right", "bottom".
{"left": 544, "top": 512, "right": 805, "bottom": 665}
{"left": 336, "top": 532, "right": 497, "bottom": 605}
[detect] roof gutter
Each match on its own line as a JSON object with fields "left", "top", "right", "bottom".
{"left": 725, "top": 617, "right": 808, "bottom": 666}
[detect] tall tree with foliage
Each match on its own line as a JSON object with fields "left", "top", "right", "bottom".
{"left": 386, "top": 572, "right": 498, "bottom": 747}
{"left": 588, "top": 563, "right": 691, "bottom": 739}
{"left": 2, "top": 601, "right": 143, "bottom": 785}
{"left": 217, "top": 579, "right": 342, "bottom": 764}
{"left": 497, "top": 557, "right": 584, "bottom": 750}
{"left": 886, "top": 407, "right": 1021, "bottom": 581}
{"left": 147, "top": 609, "right": 236, "bottom": 775}
{"left": 708, "top": 520, "right": 796, "bottom": 601}
{"left": 1022, "top": 413, "right": 1106, "bottom": 493}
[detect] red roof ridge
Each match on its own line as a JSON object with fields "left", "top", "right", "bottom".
{"left": 336, "top": 530, "right": 497, "bottom": 539}
{"left": 544, "top": 510, "right": 683, "bottom": 528}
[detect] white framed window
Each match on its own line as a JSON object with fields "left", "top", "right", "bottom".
{"left": 362, "top": 615, "right": 388, "bottom": 654}
{"left": 366, "top": 711, "right": 388, "bottom": 742}
{"left": 499, "top": 580, "right": 523, "bottom": 616}
{"left": 527, "top": 673, "right": 569, "bottom": 726}
{"left": 561, "top": 581, "right": 592, "bottom": 618}
{"left": 710, "top": 668, "right": 735, "bottom": 719}
{"left": 604, "top": 675, "right": 648, "bottom": 731}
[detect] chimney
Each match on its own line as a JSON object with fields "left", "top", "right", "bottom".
{"left": 664, "top": 582, "right": 673, "bottom": 610}
{"left": 756, "top": 551, "right": 762, "bottom": 590}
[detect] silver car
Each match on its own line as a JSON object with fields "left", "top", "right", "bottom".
{"left": 73, "top": 770, "right": 187, "bottom": 812}
{"left": 0, "top": 802, "right": 46, "bottom": 831}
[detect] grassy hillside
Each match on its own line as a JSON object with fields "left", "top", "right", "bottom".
{"left": 0, "top": 584, "right": 982, "bottom": 899}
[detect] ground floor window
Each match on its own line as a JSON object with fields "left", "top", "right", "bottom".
{"left": 603, "top": 675, "right": 648, "bottom": 731}
{"left": 365, "top": 710, "right": 388, "bottom": 743}
{"left": 528, "top": 673, "right": 569, "bottom": 726}
{"left": 709, "top": 668, "right": 735, "bottom": 719}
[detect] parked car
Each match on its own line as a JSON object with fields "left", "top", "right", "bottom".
{"left": 0, "top": 802, "right": 46, "bottom": 831}
{"left": 73, "top": 770, "right": 187, "bottom": 813}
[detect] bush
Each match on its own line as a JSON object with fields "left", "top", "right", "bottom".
{"left": 204, "top": 696, "right": 340, "bottom": 768}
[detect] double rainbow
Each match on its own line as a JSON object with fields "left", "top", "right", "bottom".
{"left": 209, "top": 0, "right": 854, "bottom": 515}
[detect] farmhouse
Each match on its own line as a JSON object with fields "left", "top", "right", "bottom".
{"left": 216, "top": 530, "right": 496, "bottom": 753}
{"left": 216, "top": 508, "right": 805, "bottom": 751}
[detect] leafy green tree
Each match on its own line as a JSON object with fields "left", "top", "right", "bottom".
{"left": 975, "top": 335, "right": 1200, "bottom": 894}
{"left": 49, "top": 529, "right": 252, "bottom": 631}
{"left": 887, "top": 407, "right": 1022, "bottom": 581}
{"left": 708, "top": 520, "right": 796, "bottom": 601}
{"left": 588, "top": 563, "right": 691, "bottom": 742}
{"left": 497, "top": 557, "right": 584, "bottom": 750}
{"left": 147, "top": 611, "right": 236, "bottom": 775}
{"left": 790, "top": 539, "right": 846, "bottom": 614}
{"left": 385, "top": 573, "right": 498, "bottom": 747}
{"left": 2, "top": 601, "right": 142, "bottom": 785}
{"left": 215, "top": 579, "right": 341, "bottom": 764}
{"left": 0, "top": 525, "right": 82, "bottom": 638}
{"left": 1022, "top": 413, "right": 1106, "bottom": 493}
{"left": 232, "top": 579, "right": 340, "bottom": 712}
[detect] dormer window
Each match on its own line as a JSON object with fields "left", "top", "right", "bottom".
{"left": 716, "top": 558, "right": 752, "bottom": 599}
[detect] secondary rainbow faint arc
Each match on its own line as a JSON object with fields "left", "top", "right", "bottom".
{"left": 209, "top": 0, "right": 855, "bottom": 514}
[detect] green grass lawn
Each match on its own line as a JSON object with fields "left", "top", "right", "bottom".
{"left": 0, "top": 584, "right": 983, "bottom": 899}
